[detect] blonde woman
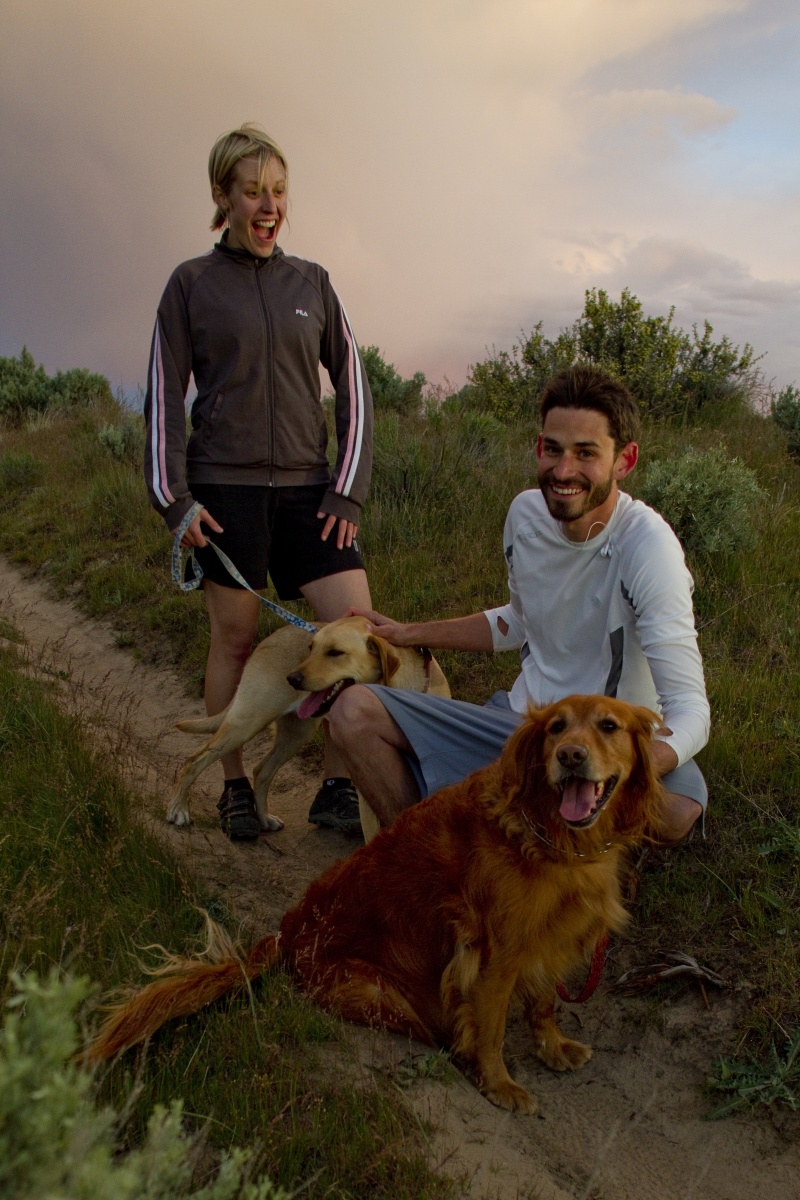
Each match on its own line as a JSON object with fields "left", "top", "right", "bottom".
{"left": 144, "top": 124, "right": 373, "bottom": 840}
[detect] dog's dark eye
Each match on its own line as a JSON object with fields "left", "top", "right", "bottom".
{"left": 548, "top": 718, "right": 567, "bottom": 733}
{"left": 326, "top": 648, "right": 345, "bottom": 657}
{"left": 599, "top": 719, "right": 620, "bottom": 733}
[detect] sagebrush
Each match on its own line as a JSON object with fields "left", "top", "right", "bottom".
{"left": 0, "top": 971, "right": 290, "bottom": 1200}
{"left": 637, "top": 446, "right": 766, "bottom": 554}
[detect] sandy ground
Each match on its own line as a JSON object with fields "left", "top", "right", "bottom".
{"left": 1, "top": 560, "right": 798, "bottom": 1200}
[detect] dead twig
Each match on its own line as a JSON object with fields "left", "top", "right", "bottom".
{"left": 614, "top": 951, "right": 728, "bottom": 994}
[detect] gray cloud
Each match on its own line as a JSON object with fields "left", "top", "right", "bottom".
{"left": 0, "top": 0, "right": 797, "bottom": 395}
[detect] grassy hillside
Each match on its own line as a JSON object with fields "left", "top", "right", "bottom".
{"left": 1, "top": 310, "right": 799, "bottom": 1126}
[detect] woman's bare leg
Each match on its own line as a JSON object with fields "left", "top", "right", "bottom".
{"left": 202, "top": 581, "right": 261, "bottom": 780}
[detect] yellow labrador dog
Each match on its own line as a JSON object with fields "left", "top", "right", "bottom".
{"left": 166, "top": 616, "right": 449, "bottom": 840}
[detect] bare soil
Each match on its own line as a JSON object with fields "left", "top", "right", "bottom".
{"left": 2, "top": 561, "right": 798, "bottom": 1200}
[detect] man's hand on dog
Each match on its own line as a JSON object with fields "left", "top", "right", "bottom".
{"left": 346, "top": 609, "right": 414, "bottom": 645}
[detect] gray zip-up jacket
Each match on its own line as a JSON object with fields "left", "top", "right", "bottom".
{"left": 144, "top": 238, "right": 373, "bottom": 532}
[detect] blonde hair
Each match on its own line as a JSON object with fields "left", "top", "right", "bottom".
{"left": 208, "top": 123, "right": 288, "bottom": 231}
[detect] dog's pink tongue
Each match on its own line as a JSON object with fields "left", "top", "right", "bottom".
{"left": 297, "top": 691, "right": 328, "bottom": 719}
{"left": 560, "top": 778, "right": 598, "bottom": 823}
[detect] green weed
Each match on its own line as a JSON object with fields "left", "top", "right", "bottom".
{"left": 391, "top": 1051, "right": 459, "bottom": 1089}
{"left": 98, "top": 412, "right": 147, "bottom": 466}
{"left": 708, "top": 1027, "right": 800, "bottom": 1118}
{"left": 0, "top": 450, "right": 44, "bottom": 491}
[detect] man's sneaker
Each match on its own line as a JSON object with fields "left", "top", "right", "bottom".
{"left": 217, "top": 783, "right": 260, "bottom": 841}
{"left": 308, "top": 777, "right": 362, "bottom": 833}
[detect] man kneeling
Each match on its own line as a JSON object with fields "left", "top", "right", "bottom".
{"left": 328, "top": 365, "right": 709, "bottom": 845}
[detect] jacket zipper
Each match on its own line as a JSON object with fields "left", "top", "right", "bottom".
{"left": 254, "top": 262, "right": 275, "bottom": 486}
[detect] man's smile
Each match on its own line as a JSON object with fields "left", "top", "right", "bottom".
{"left": 547, "top": 481, "right": 586, "bottom": 496}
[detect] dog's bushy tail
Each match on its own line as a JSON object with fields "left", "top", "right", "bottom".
{"left": 85, "top": 914, "right": 281, "bottom": 1063}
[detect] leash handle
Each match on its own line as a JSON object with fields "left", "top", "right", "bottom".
{"left": 171, "top": 502, "right": 318, "bottom": 633}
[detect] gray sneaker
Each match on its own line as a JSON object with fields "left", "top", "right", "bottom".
{"left": 308, "top": 778, "right": 361, "bottom": 833}
{"left": 217, "top": 784, "right": 260, "bottom": 841}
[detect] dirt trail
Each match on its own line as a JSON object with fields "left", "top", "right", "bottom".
{"left": 2, "top": 561, "right": 798, "bottom": 1200}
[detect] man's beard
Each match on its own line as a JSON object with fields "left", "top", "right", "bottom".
{"left": 539, "top": 471, "right": 614, "bottom": 523}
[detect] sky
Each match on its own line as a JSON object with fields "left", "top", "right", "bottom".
{"left": 1, "top": 0, "right": 798, "bottom": 398}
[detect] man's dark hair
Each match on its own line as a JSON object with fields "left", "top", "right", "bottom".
{"left": 539, "top": 365, "right": 640, "bottom": 450}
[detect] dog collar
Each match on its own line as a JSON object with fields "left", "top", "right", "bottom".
{"left": 416, "top": 646, "right": 433, "bottom": 694}
{"left": 518, "top": 806, "right": 614, "bottom": 858}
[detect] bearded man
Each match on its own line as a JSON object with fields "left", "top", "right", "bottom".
{"left": 328, "top": 364, "right": 710, "bottom": 844}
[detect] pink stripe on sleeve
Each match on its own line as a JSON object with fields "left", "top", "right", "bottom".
{"left": 335, "top": 312, "right": 359, "bottom": 494}
{"left": 155, "top": 325, "right": 175, "bottom": 505}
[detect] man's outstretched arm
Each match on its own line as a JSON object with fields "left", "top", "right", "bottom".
{"left": 351, "top": 609, "right": 495, "bottom": 653}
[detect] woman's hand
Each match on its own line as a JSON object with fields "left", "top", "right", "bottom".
{"left": 318, "top": 512, "right": 358, "bottom": 549}
{"left": 172, "top": 508, "right": 223, "bottom": 549}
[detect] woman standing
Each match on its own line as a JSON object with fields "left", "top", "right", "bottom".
{"left": 144, "top": 124, "right": 372, "bottom": 841}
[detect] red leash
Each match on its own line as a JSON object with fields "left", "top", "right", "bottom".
{"left": 556, "top": 933, "right": 610, "bottom": 1003}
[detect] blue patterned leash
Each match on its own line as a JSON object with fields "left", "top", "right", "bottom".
{"left": 171, "top": 502, "right": 318, "bottom": 633}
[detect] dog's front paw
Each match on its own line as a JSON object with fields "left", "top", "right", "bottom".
{"left": 166, "top": 802, "right": 191, "bottom": 827}
{"left": 537, "top": 1035, "right": 592, "bottom": 1072}
{"left": 259, "top": 814, "right": 285, "bottom": 832}
{"left": 484, "top": 1080, "right": 539, "bottom": 1115}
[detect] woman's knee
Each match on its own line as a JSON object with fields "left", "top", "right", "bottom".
{"left": 204, "top": 585, "right": 260, "bottom": 662}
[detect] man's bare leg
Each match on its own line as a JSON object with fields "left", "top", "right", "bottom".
{"left": 327, "top": 685, "right": 421, "bottom": 827}
{"left": 654, "top": 792, "right": 702, "bottom": 846}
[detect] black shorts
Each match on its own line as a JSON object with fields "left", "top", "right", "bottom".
{"left": 188, "top": 483, "right": 365, "bottom": 599}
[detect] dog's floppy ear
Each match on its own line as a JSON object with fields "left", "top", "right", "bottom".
{"left": 368, "top": 635, "right": 400, "bottom": 683}
{"left": 613, "top": 706, "right": 666, "bottom": 838}
{"left": 498, "top": 705, "right": 551, "bottom": 813}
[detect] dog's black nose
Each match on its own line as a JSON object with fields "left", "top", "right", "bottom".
{"left": 556, "top": 743, "right": 588, "bottom": 770}
{"left": 287, "top": 672, "right": 305, "bottom": 690}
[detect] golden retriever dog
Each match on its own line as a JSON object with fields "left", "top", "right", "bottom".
{"left": 166, "top": 615, "right": 449, "bottom": 837}
{"left": 92, "top": 695, "right": 664, "bottom": 1114}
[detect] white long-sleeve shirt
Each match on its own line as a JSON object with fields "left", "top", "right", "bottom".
{"left": 484, "top": 489, "right": 710, "bottom": 767}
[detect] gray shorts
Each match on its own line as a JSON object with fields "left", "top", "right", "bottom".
{"left": 366, "top": 686, "right": 708, "bottom": 812}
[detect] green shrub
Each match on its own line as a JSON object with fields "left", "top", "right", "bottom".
{"left": 0, "top": 348, "right": 113, "bottom": 426}
{"left": 0, "top": 451, "right": 45, "bottom": 491}
{"left": 463, "top": 289, "right": 758, "bottom": 424}
{"left": 99, "top": 413, "right": 146, "bottom": 466}
{"left": 638, "top": 446, "right": 766, "bottom": 554}
{"left": 0, "top": 971, "right": 289, "bottom": 1199}
{"left": 361, "top": 346, "right": 426, "bottom": 415}
{"left": 771, "top": 384, "right": 800, "bottom": 458}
